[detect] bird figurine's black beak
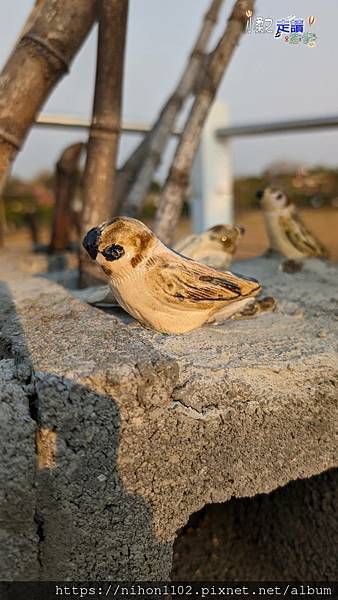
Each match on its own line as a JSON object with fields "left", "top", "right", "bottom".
{"left": 254, "top": 190, "right": 264, "bottom": 208}
{"left": 82, "top": 226, "right": 101, "bottom": 260}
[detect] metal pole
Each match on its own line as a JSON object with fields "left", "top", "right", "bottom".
{"left": 35, "top": 113, "right": 338, "bottom": 137}
{"left": 35, "top": 114, "right": 181, "bottom": 136}
{"left": 216, "top": 115, "right": 338, "bottom": 138}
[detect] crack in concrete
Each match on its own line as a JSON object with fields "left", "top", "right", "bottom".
{"left": 0, "top": 330, "right": 45, "bottom": 577}
{"left": 27, "top": 379, "right": 45, "bottom": 577}
{"left": 20, "top": 364, "right": 45, "bottom": 576}
{"left": 33, "top": 510, "right": 45, "bottom": 569}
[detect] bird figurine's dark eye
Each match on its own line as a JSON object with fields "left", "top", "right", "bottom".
{"left": 276, "top": 193, "right": 283, "bottom": 200}
{"left": 101, "top": 243, "right": 125, "bottom": 261}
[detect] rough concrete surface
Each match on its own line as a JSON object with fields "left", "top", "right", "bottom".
{"left": 0, "top": 251, "right": 337, "bottom": 580}
{"left": 172, "top": 468, "right": 338, "bottom": 581}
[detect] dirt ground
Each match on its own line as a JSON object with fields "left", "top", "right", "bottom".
{"left": 235, "top": 208, "right": 338, "bottom": 261}
{"left": 3, "top": 208, "right": 338, "bottom": 262}
{"left": 172, "top": 208, "right": 338, "bottom": 262}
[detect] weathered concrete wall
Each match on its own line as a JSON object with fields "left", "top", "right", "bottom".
{"left": 0, "top": 356, "right": 38, "bottom": 579}
{"left": 0, "top": 252, "right": 337, "bottom": 580}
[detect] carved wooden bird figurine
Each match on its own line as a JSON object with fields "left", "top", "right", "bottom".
{"left": 82, "top": 217, "right": 263, "bottom": 334}
{"left": 258, "top": 187, "right": 329, "bottom": 260}
{"left": 174, "top": 224, "right": 244, "bottom": 270}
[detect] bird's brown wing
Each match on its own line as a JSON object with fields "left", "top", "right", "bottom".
{"left": 147, "top": 254, "right": 261, "bottom": 309}
{"left": 279, "top": 214, "right": 329, "bottom": 258}
{"left": 173, "top": 233, "right": 201, "bottom": 254}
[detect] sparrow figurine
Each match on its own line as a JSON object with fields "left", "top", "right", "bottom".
{"left": 258, "top": 187, "right": 329, "bottom": 260}
{"left": 82, "top": 217, "right": 268, "bottom": 334}
{"left": 173, "top": 224, "right": 245, "bottom": 270}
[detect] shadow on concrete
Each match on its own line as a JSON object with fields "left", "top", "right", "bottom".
{"left": 172, "top": 468, "right": 337, "bottom": 581}
{"left": 0, "top": 281, "right": 172, "bottom": 580}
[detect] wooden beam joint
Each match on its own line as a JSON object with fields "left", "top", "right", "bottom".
{"left": 22, "top": 34, "right": 70, "bottom": 72}
{"left": 0, "top": 128, "right": 21, "bottom": 149}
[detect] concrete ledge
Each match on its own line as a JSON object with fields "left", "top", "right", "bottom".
{"left": 0, "top": 252, "right": 337, "bottom": 579}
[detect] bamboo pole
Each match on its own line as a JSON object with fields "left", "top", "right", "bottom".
{"left": 0, "top": 197, "right": 5, "bottom": 248}
{"left": 119, "top": 0, "right": 225, "bottom": 217}
{"left": 0, "top": 0, "right": 48, "bottom": 249}
{"left": 17, "top": 0, "right": 46, "bottom": 41}
{"left": 0, "top": 0, "right": 43, "bottom": 248}
{"left": 0, "top": 0, "right": 96, "bottom": 247}
{"left": 155, "top": 0, "right": 254, "bottom": 245}
{"left": 116, "top": 134, "right": 150, "bottom": 211}
{"left": 50, "top": 142, "right": 84, "bottom": 252}
{"left": 25, "top": 212, "right": 40, "bottom": 249}
{"left": 80, "top": 0, "right": 129, "bottom": 286}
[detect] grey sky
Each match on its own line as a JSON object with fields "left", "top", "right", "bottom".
{"left": 1, "top": 0, "right": 337, "bottom": 179}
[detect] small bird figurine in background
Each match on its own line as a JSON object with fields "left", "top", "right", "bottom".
{"left": 258, "top": 187, "right": 329, "bottom": 261}
{"left": 173, "top": 224, "right": 245, "bottom": 270}
{"left": 82, "top": 217, "right": 266, "bottom": 334}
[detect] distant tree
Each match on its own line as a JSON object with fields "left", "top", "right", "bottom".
{"left": 263, "top": 161, "right": 304, "bottom": 177}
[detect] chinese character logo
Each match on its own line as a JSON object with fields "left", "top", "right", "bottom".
{"left": 245, "top": 13, "right": 317, "bottom": 47}
{"left": 246, "top": 14, "right": 273, "bottom": 34}
{"left": 275, "top": 15, "right": 317, "bottom": 47}
{"left": 275, "top": 19, "right": 291, "bottom": 37}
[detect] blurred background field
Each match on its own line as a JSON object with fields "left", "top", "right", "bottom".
{"left": 4, "top": 164, "right": 338, "bottom": 260}
{"left": 2, "top": 1, "right": 338, "bottom": 267}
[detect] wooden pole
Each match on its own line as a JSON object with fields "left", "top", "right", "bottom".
{"left": 155, "top": 0, "right": 254, "bottom": 245}
{"left": 116, "top": 134, "right": 150, "bottom": 211}
{"left": 119, "top": 0, "right": 225, "bottom": 216}
{"left": 50, "top": 142, "right": 84, "bottom": 252}
{"left": 0, "top": 197, "right": 5, "bottom": 248}
{"left": 16, "top": 0, "right": 46, "bottom": 41}
{"left": 0, "top": 0, "right": 96, "bottom": 247}
{"left": 80, "top": 0, "right": 129, "bottom": 286}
